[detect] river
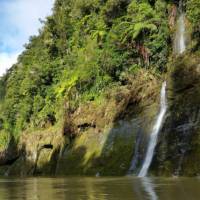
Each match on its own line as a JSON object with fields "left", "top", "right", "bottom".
{"left": 0, "top": 177, "right": 199, "bottom": 200}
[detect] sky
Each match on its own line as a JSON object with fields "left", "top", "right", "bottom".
{"left": 0, "top": 0, "right": 55, "bottom": 76}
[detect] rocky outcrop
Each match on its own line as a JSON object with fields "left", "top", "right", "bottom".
{"left": 4, "top": 129, "right": 67, "bottom": 176}
{"left": 151, "top": 53, "right": 200, "bottom": 176}
{"left": 1, "top": 70, "right": 161, "bottom": 176}
{"left": 2, "top": 53, "right": 200, "bottom": 177}
{"left": 3, "top": 53, "right": 200, "bottom": 177}
{"left": 55, "top": 71, "right": 160, "bottom": 176}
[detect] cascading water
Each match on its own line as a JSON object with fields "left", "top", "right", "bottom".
{"left": 138, "top": 82, "right": 167, "bottom": 177}
{"left": 137, "top": 0, "right": 187, "bottom": 178}
{"left": 174, "top": 1, "right": 186, "bottom": 54}
{"left": 174, "top": 14, "right": 186, "bottom": 54}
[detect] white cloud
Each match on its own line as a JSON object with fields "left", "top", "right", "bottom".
{"left": 0, "top": 0, "right": 55, "bottom": 76}
{"left": 4, "top": 0, "right": 54, "bottom": 47}
{"left": 0, "top": 53, "right": 18, "bottom": 76}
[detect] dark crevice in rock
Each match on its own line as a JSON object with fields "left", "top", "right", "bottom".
{"left": 77, "top": 123, "right": 96, "bottom": 131}
{"left": 4, "top": 156, "right": 20, "bottom": 166}
{"left": 175, "top": 83, "right": 195, "bottom": 93}
{"left": 42, "top": 144, "right": 53, "bottom": 149}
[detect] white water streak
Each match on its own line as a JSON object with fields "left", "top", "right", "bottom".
{"left": 141, "top": 177, "right": 158, "bottom": 200}
{"left": 176, "top": 14, "right": 186, "bottom": 54}
{"left": 138, "top": 82, "right": 167, "bottom": 177}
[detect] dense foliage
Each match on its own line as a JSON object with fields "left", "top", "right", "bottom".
{"left": 2, "top": 0, "right": 199, "bottom": 145}
{"left": 186, "top": 0, "right": 200, "bottom": 48}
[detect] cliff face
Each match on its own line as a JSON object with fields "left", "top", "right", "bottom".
{"left": 151, "top": 53, "right": 200, "bottom": 176}
{"left": 3, "top": 53, "right": 200, "bottom": 177}
{"left": 1, "top": 70, "right": 161, "bottom": 176}
{"left": 2, "top": 52, "right": 200, "bottom": 176}
{"left": 56, "top": 71, "right": 160, "bottom": 176}
{"left": 2, "top": 52, "right": 200, "bottom": 178}
{"left": 0, "top": 0, "right": 200, "bottom": 177}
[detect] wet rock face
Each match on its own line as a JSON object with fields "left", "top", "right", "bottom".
{"left": 151, "top": 54, "right": 200, "bottom": 176}
{"left": 0, "top": 70, "right": 161, "bottom": 176}
{"left": 56, "top": 72, "right": 161, "bottom": 176}
{"left": 56, "top": 120, "right": 138, "bottom": 176}
{"left": 5, "top": 130, "right": 67, "bottom": 176}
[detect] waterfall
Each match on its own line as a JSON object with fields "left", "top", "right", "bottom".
{"left": 138, "top": 82, "right": 167, "bottom": 177}
{"left": 174, "top": 14, "right": 186, "bottom": 54}
{"left": 174, "top": 1, "right": 186, "bottom": 54}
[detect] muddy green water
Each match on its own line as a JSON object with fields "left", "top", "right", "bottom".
{"left": 0, "top": 177, "right": 199, "bottom": 200}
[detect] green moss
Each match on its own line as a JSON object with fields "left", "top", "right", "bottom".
{"left": 56, "top": 121, "right": 137, "bottom": 176}
{"left": 0, "top": 130, "right": 10, "bottom": 151}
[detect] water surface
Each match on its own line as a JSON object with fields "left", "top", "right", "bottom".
{"left": 0, "top": 177, "right": 200, "bottom": 200}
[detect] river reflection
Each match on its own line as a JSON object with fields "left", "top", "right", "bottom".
{"left": 0, "top": 176, "right": 199, "bottom": 199}
{"left": 140, "top": 177, "right": 158, "bottom": 200}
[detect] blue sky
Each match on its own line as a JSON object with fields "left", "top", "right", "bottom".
{"left": 0, "top": 0, "right": 55, "bottom": 76}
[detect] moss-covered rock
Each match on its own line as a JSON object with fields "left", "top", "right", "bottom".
{"left": 56, "top": 70, "right": 161, "bottom": 176}
{"left": 1, "top": 69, "right": 161, "bottom": 176}
{"left": 6, "top": 128, "right": 67, "bottom": 176}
